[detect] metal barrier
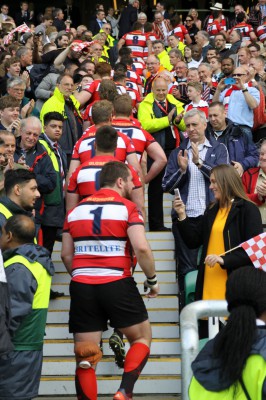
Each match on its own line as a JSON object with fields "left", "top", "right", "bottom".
{"left": 180, "top": 300, "right": 229, "bottom": 400}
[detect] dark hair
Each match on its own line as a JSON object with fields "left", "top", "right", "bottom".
{"left": 113, "top": 72, "right": 126, "bottom": 83}
{"left": 4, "top": 214, "right": 35, "bottom": 244}
{"left": 4, "top": 169, "right": 36, "bottom": 195}
{"left": 133, "top": 21, "right": 142, "bottom": 30}
{"left": 144, "top": 21, "right": 153, "bottom": 33}
{"left": 236, "top": 11, "right": 245, "bottom": 23}
{"left": 99, "top": 161, "right": 130, "bottom": 188}
{"left": 113, "top": 62, "right": 127, "bottom": 74}
{"left": 213, "top": 267, "right": 266, "bottom": 383}
{"left": 43, "top": 112, "right": 64, "bottom": 125}
{"left": 247, "top": 42, "right": 261, "bottom": 51}
{"left": 221, "top": 57, "right": 234, "bottom": 66}
{"left": 118, "top": 47, "right": 132, "bottom": 57}
{"left": 95, "top": 125, "right": 117, "bottom": 153}
{"left": 0, "top": 138, "right": 5, "bottom": 147}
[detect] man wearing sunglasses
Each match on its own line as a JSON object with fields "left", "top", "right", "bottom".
{"left": 213, "top": 66, "right": 260, "bottom": 141}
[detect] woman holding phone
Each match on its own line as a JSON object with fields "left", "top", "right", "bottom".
{"left": 173, "top": 164, "right": 262, "bottom": 302}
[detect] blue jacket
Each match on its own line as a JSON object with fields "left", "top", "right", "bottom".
{"left": 205, "top": 119, "right": 259, "bottom": 171}
{"left": 162, "top": 136, "right": 229, "bottom": 219}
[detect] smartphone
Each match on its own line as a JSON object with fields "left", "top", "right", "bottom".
{"left": 174, "top": 188, "right": 181, "bottom": 199}
{"left": 224, "top": 77, "right": 236, "bottom": 85}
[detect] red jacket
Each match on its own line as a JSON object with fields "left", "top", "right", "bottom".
{"left": 242, "top": 167, "right": 265, "bottom": 206}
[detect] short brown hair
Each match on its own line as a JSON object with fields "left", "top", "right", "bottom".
{"left": 187, "top": 81, "right": 203, "bottom": 93}
{"left": 113, "top": 94, "right": 132, "bottom": 117}
{"left": 91, "top": 100, "right": 113, "bottom": 124}
{"left": 0, "top": 95, "right": 20, "bottom": 110}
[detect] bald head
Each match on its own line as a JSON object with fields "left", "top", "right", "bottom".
{"left": 152, "top": 78, "right": 168, "bottom": 101}
{"left": 2, "top": 215, "right": 35, "bottom": 247}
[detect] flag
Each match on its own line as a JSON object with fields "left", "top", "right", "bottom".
{"left": 240, "top": 232, "right": 266, "bottom": 271}
{"left": 72, "top": 41, "right": 92, "bottom": 52}
{"left": 4, "top": 23, "right": 31, "bottom": 45}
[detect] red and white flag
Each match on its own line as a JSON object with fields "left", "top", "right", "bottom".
{"left": 72, "top": 41, "right": 92, "bottom": 52}
{"left": 240, "top": 232, "right": 266, "bottom": 271}
{"left": 4, "top": 23, "right": 31, "bottom": 45}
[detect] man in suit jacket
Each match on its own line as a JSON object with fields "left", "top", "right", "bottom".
{"left": 118, "top": 0, "right": 139, "bottom": 38}
{"left": 89, "top": 9, "right": 107, "bottom": 35}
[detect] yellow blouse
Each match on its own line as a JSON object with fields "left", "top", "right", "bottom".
{"left": 202, "top": 207, "right": 230, "bottom": 300}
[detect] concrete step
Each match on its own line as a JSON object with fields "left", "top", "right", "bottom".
{"left": 51, "top": 282, "right": 178, "bottom": 296}
{"left": 43, "top": 339, "right": 181, "bottom": 357}
{"left": 48, "top": 295, "right": 178, "bottom": 311}
{"left": 39, "top": 375, "right": 181, "bottom": 395}
{"left": 42, "top": 356, "right": 181, "bottom": 376}
{"left": 47, "top": 307, "right": 179, "bottom": 324}
{"left": 45, "top": 323, "right": 179, "bottom": 340}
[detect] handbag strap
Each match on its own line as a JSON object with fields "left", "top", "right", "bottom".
{"left": 239, "top": 376, "right": 252, "bottom": 400}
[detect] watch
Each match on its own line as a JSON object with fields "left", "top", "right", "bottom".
{"left": 242, "top": 88, "right": 248, "bottom": 93}
{"left": 195, "top": 159, "right": 203, "bottom": 166}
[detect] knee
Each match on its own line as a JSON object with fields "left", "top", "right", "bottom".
{"left": 74, "top": 341, "right": 103, "bottom": 368}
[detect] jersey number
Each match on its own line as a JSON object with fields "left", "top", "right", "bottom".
{"left": 90, "top": 206, "right": 103, "bottom": 234}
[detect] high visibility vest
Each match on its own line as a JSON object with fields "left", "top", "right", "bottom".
{"left": 4, "top": 254, "right": 51, "bottom": 350}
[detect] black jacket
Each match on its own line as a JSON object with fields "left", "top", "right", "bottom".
{"left": 14, "top": 139, "right": 57, "bottom": 224}
{"left": 177, "top": 199, "right": 263, "bottom": 300}
{"left": 118, "top": 4, "right": 138, "bottom": 37}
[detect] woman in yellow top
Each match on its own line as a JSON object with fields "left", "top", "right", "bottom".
{"left": 173, "top": 164, "right": 263, "bottom": 302}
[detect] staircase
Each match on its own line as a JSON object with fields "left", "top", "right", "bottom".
{"left": 39, "top": 193, "right": 181, "bottom": 397}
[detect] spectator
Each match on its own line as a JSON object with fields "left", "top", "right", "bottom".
{"left": 198, "top": 63, "right": 217, "bottom": 104}
{"left": 207, "top": 101, "right": 259, "bottom": 176}
{"left": 169, "top": 14, "right": 192, "bottom": 45}
{"left": 249, "top": 0, "right": 266, "bottom": 30}
{"left": 249, "top": 55, "right": 266, "bottom": 94}
{"left": 170, "top": 60, "right": 189, "bottom": 104}
{"left": 189, "top": 266, "right": 266, "bottom": 399}
{"left": 169, "top": 48, "right": 184, "bottom": 72}
{"left": 214, "top": 32, "right": 229, "bottom": 59}
{"left": 144, "top": 55, "right": 163, "bottom": 96}
{"left": 248, "top": 42, "right": 261, "bottom": 57}
{"left": 40, "top": 73, "right": 82, "bottom": 165}
{"left": 138, "top": 77, "right": 185, "bottom": 231}
{"left": 210, "top": 56, "right": 223, "bottom": 82}
{"left": 0, "top": 138, "right": 9, "bottom": 196}
{"left": 55, "top": 32, "right": 69, "bottom": 48}
{"left": 13, "top": 117, "right": 57, "bottom": 230}
{"left": 195, "top": 31, "right": 212, "bottom": 60}
{"left": 34, "top": 13, "right": 53, "bottom": 44}
{"left": 162, "top": 109, "right": 229, "bottom": 308}
{"left": 0, "top": 214, "right": 54, "bottom": 400}
{"left": 118, "top": 0, "right": 139, "bottom": 38}
{"left": 106, "top": 7, "right": 120, "bottom": 38}
{"left": 230, "top": 12, "right": 257, "bottom": 42}
{"left": 203, "top": 3, "right": 229, "bottom": 32}
{"left": 188, "top": 8, "right": 201, "bottom": 30}
{"left": 89, "top": 9, "right": 106, "bottom": 35}
{"left": 227, "top": 29, "right": 242, "bottom": 56}
{"left": 206, "top": 48, "right": 219, "bottom": 63}
{"left": 213, "top": 66, "right": 260, "bottom": 140}
{"left": 0, "top": 169, "right": 40, "bottom": 229}
{"left": 152, "top": 39, "right": 172, "bottom": 71}
{"left": 62, "top": 161, "right": 159, "bottom": 400}
{"left": 7, "top": 77, "right": 39, "bottom": 118}
{"left": 38, "top": 112, "right": 67, "bottom": 256}
{"left": 229, "top": 3, "right": 245, "bottom": 28}
{"left": 0, "top": 56, "right": 21, "bottom": 96}
{"left": 237, "top": 47, "right": 251, "bottom": 67}
{"left": 242, "top": 139, "right": 266, "bottom": 223}
{"left": 14, "top": 1, "right": 34, "bottom": 26}
{"left": 0, "top": 4, "right": 11, "bottom": 23}
{"left": 256, "top": 16, "right": 266, "bottom": 43}
{"left": 188, "top": 44, "right": 203, "bottom": 68}
{"left": 53, "top": 8, "right": 66, "bottom": 32}
{"left": 173, "top": 163, "right": 262, "bottom": 305}
{"left": 152, "top": 11, "right": 171, "bottom": 46}
{"left": 221, "top": 57, "right": 234, "bottom": 77}
{"left": 184, "top": 14, "right": 199, "bottom": 44}
{"left": 167, "top": 34, "right": 186, "bottom": 56}
{"left": 185, "top": 81, "right": 209, "bottom": 118}
{"left": 156, "top": 1, "right": 170, "bottom": 19}
{"left": 0, "top": 95, "right": 20, "bottom": 134}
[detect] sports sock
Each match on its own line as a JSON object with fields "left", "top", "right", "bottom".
{"left": 119, "top": 342, "right": 150, "bottom": 397}
{"left": 75, "top": 367, "right": 97, "bottom": 400}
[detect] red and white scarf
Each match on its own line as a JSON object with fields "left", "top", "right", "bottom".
{"left": 223, "top": 82, "right": 253, "bottom": 115}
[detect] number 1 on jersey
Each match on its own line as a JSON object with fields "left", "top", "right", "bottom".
{"left": 90, "top": 206, "right": 103, "bottom": 234}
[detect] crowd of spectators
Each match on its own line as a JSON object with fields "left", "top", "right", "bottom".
{"left": 0, "top": 0, "right": 265, "bottom": 399}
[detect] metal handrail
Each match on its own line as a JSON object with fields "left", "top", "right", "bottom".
{"left": 180, "top": 300, "right": 229, "bottom": 400}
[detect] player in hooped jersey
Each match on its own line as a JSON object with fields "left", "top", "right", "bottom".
{"left": 67, "top": 126, "right": 143, "bottom": 214}
{"left": 62, "top": 161, "right": 159, "bottom": 400}
{"left": 117, "top": 21, "right": 152, "bottom": 60}
{"left": 112, "top": 94, "right": 167, "bottom": 183}
{"left": 67, "top": 100, "right": 143, "bottom": 185}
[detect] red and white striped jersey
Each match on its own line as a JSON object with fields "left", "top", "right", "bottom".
{"left": 185, "top": 99, "right": 209, "bottom": 118}
{"left": 112, "top": 118, "right": 155, "bottom": 161}
{"left": 68, "top": 155, "right": 142, "bottom": 197}
{"left": 207, "top": 21, "right": 222, "bottom": 36}
{"left": 64, "top": 188, "right": 144, "bottom": 284}
{"left": 126, "top": 69, "right": 143, "bottom": 86}
{"left": 206, "top": 15, "right": 227, "bottom": 31}
{"left": 83, "top": 79, "right": 102, "bottom": 102}
{"left": 143, "top": 31, "right": 160, "bottom": 59}
{"left": 71, "top": 125, "right": 136, "bottom": 164}
{"left": 121, "top": 30, "right": 148, "bottom": 58}
{"left": 256, "top": 23, "right": 266, "bottom": 42}
{"left": 230, "top": 23, "right": 255, "bottom": 40}
{"left": 131, "top": 61, "right": 146, "bottom": 77}
{"left": 168, "top": 24, "right": 188, "bottom": 42}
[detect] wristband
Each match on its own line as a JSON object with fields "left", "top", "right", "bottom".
{"left": 242, "top": 89, "right": 248, "bottom": 93}
{"left": 144, "top": 275, "right": 158, "bottom": 292}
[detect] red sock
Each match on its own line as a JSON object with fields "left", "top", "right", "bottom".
{"left": 75, "top": 367, "right": 97, "bottom": 400}
{"left": 119, "top": 342, "right": 150, "bottom": 397}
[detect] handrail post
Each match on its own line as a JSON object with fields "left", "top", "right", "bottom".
{"left": 180, "top": 300, "right": 228, "bottom": 400}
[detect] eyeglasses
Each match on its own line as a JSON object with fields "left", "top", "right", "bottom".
{"left": 233, "top": 73, "right": 246, "bottom": 77}
{"left": 185, "top": 19, "right": 192, "bottom": 22}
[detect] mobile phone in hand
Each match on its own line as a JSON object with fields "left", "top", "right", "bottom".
{"left": 174, "top": 188, "right": 181, "bottom": 199}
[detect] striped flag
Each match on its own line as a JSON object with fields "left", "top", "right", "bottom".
{"left": 4, "top": 23, "right": 31, "bottom": 45}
